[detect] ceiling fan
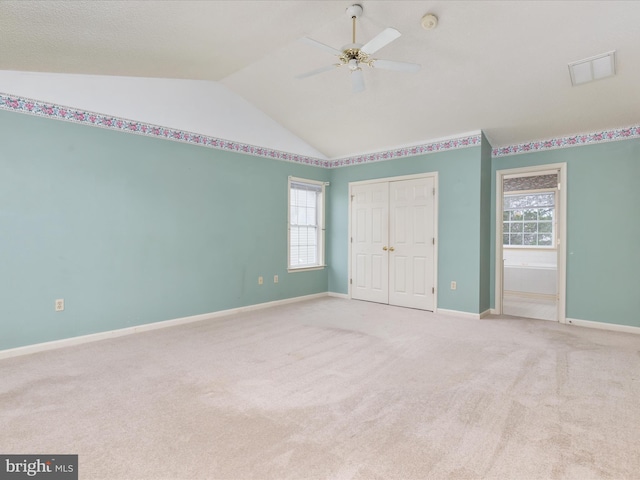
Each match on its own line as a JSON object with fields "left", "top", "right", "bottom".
{"left": 296, "top": 4, "right": 421, "bottom": 93}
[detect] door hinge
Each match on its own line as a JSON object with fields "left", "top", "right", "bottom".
{"left": 432, "top": 287, "right": 435, "bottom": 294}
{"left": 432, "top": 187, "right": 436, "bottom": 195}
{"left": 557, "top": 183, "right": 561, "bottom": 191}
{"left": 350, "top": 278, "right": 353, "bottom": 285}
{"left": 432, "top": 237, "right": 435, "bottom": 245}
{"left": 350, "top": 237, "right": 353, "bottom": 243}
{"left": 351, "top": 194, "right": 355, "bottom": 201}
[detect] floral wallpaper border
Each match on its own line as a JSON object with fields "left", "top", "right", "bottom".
{"left": 328, "top": 135, "right": 481, "bottom": 168}
{"left": 492, "top": 125, "right": 640, "bottom": 157}
{"left": 0, "top": 93, "right": 480, "bottom": 168}
{"left": 0, "top": 93, "right": 328, "bottom": 167}
{"left": 2, "top": 93, "right": 639, "bottom": 165}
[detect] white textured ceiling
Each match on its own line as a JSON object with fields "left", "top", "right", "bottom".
{"left": 1, "top": 0, "right": 639, "bottom": 159}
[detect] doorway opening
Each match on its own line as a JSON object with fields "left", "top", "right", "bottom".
{"left": 495, "top": 164, "right": 567, "bottom": 323}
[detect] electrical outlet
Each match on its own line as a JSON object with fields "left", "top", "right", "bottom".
{"left": 258, "top": 276, "right": 263, "bottom": 285}
{"left": 274, "top": 275, "right": 279, "bottom": 284}
{"left": 450, "top": 281, "right": 457, "bottom": 290}
{"left": 55, "top": 299, "right": 65, "bottom": 311}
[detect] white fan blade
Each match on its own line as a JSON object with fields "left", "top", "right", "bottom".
{"left": 351, "top": 68, "right": 365, "bottom": 93}
{"left": 372, "top": 59, "right": 421, "bottom": 73}
{"left": 300, "top": 37, "right": 343, "bottom": 56}
{"left": 296, "top": 64, "right": 339, "bottom": 79}
{"left": 361, "top": 27, "right": 401, "bottom": 55}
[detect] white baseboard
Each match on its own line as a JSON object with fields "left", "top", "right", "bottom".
{"left": 327, "top": 292, "right": 349, "bottom": 299}
{"left": 13, "top": 296, "right": 637, "bottom": 360}
{"left": 0, "top": 292, "right": 328, "bottom": 360}
{"left": 566, "top": 318, "right": 640, "bottom": 335}
{"left": 437, "top": 308, "right": 483, "bottom": 319}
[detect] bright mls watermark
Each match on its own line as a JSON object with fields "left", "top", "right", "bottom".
{"left": 0, "top": 455, "right": 77, "bottom": 479}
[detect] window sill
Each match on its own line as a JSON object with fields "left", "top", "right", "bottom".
{"left": 287, "top": 265, "right": 326, "bottom": 273}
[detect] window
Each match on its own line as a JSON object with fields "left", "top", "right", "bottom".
{"left": 288, "top": 177, "right": 325, "bottom": 270}
{"left": 503, "top": 191, "right": 555, "bottom": 247}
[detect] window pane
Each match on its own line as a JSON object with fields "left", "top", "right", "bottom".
{"left": 523, "top": 233, "right": 537, "bottom": 245}
{"left": 511, "top": 222, "right": 523, "bottom": 233}
{"left": 306, "top": 207, "right": 315, "bottom": 226}
{"left": 304, "top": 190, "right": 315, "bottom": 208}
{"left": 524, "top": 222, "right": 537, "bottom": 233}
{"left": 307, "top": 245, "right": 316, "bottom": 264}
{"left": 539, "top": 234, "right": 553, "bottom": 246}
{"left": 503, "top": 233, "right": 509, "bottom": 245}
{"left": 505, "top": 193, "right": 554, "bottom": 209}
{"left": 523, "top": 209, "right": 537, "bottom": 220}
{"left": 503, "top": 222, "right": 510, "bottom": 233}
{"left": 290, "top": 188, "right": 298, "bottom": 207}
{"left": 510, "top": 210, "right": 523, "bottom": 221}
{"left": 297, "top": 227, "right": 309, "bottom": 265}
{"left": 538, "top": 222, "right": 552, "bottom": 233}
{"left": 538, "top": 208, "right": 553, "bottom": 220}
{"left": 503, "top": 211, "right": 509, "bottom": 221}
{"left": 290, "top": 246, "right": 299, "bottom": 266}
{"left": 307, "top": 227, "right": 317, "bottom": 246}
{"left": 298, "top": 206, "right": 307, "bottom": 225}
{"left": 510, "top": 234, "right": 523, "bottom": 245}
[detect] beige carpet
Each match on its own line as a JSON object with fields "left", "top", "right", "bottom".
{"left": 503, "top": 292, "right": 557, "bottom": 322}
{"left": 2, "top": 297, "right": 640, "bottom": 479}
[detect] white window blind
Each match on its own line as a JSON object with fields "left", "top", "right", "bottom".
{"left": 288, "top": 178, "right": 325, "bottom": 270}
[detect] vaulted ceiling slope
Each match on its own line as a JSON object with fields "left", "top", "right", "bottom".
{"left": 1, "top": 1, "right": 639, "bottom": 159}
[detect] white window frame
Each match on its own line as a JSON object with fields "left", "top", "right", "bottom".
{"left": 502, "top": 188, "right": 557, "bottom": 249}
{"left": 288, "top": 176, "right": 326, "bottom": 272}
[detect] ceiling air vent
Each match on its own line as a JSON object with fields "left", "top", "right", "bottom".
{"left": 568, "top": 51, "right": 616, "bottom": 86}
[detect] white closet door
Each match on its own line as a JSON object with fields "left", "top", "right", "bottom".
{"left": 389, "top": 177, "right": 435, "bottom": 310}
{"left": 351, "top": 183, "right": 389, "bottom": 304}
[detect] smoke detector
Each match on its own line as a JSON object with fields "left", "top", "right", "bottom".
{"left": 421, "top": 13, "right": 438, "bottom": 30}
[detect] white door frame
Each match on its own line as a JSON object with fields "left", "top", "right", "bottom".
{"left": 495, "top": 163, "right": 567, "bottom": 323}
{"left": 348, "top": 172, "right": 439, "bottom": 310}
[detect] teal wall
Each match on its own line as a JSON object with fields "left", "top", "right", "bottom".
{"left": 0, "top": 110, "right": 329, "bottom": 350}
{"left": 327, "top": 146, "right": 485, "bottom": 314}
{"left": 479, "top": 133, "right": 493, "bottom": 313}
{"left": 490, "top": 138, "right": 640, "bottom": 327}
{"left": 3, "top": 105, "right": 638, "bottom": 351}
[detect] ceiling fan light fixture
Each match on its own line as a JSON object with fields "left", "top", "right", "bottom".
{"left": 296, "top": 3, "right": 422, "bottom": 91}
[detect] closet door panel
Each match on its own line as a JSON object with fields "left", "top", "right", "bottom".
{"left": 350, "top": 183, "right": 389, "bottom": 304}
{"left": 389, "top": 178, "right": 435, "bottom": 310}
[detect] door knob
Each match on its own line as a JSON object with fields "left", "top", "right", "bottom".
{"left": 389, "top": 246, "right": 395, "bottom": 252}
{"left": 382, "top": 246, "right": 388, "bottom": 251}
